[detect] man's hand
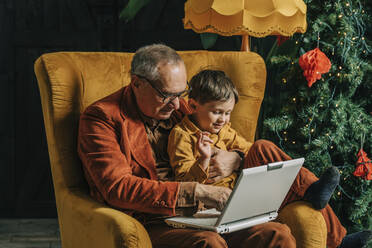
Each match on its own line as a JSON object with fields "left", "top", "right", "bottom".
{"left": 206, "top": 149, "right": 241, "bottom": 184}
{"left": 195, "top": 183, "right": 232, "bottom": 211}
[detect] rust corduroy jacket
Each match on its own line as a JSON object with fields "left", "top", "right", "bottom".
{"left": 78, "top": 84, "right": 190, "bottom": 217}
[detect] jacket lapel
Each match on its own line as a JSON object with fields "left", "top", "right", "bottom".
{"left": 119, "top": 85, "right": 158, "bottom": 179}
{"left": 118, "top": 84, "right": 192, "bottom": 180}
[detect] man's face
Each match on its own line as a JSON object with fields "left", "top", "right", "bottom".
{"left": 133, "top": 62, "right": 187, "bottom": 120}
{"left": 190, "top": 97, "right": 235, "bottom": 134}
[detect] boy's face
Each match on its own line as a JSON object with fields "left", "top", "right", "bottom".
{"left": 190, "top": 97, "right": 235, "bottom": 134}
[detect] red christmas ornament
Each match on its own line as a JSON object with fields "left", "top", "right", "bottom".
{"left": 276, "top": 35, "right": 289, "bottom": 46}
{"left": 299, "top": 48, "right": 332, "bottom": 87}
{"left": 353, "top": 149, "right": 372, "bottom": 180}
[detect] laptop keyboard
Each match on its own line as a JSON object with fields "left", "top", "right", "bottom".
{"left": 193, "top": 208, "right": 221, "bottom": 218}
{"left": 180, "top": 217, "right": 218, "bottom": 226}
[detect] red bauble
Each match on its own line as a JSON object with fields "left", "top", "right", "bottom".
{"left": 353, "top": 149, "right": 372, "bottom": 180}
{"left": 299, "top": 48, "right": 332, "bottom": 87}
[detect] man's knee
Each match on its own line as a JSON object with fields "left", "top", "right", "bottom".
{"left": 233, "top": 222, "right": 296, "bottom": 248}
{"left": 191, "top": 231, "right": 227, "bottom": 248}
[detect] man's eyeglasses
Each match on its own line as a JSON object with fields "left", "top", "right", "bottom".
{"left": 134, "top": 74, "right": 191, "bottom": 103}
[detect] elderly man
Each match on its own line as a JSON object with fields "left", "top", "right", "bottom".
{"left": 78, "top": 44, "right": 370, "bottom": 248}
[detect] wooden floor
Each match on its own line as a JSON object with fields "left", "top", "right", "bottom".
{"left": 0, "top": 219, "right": 61, "bottom": 248}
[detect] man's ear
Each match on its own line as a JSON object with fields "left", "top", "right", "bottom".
{"left": 131, "top": 75, "right": 140, "bottom": 88}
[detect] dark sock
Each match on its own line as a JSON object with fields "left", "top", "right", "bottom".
{"left": 338, "top": 230, "right": 372, "bottom": 248}
{"left": 304, "top": 166, "right": 340, "bottom": 209}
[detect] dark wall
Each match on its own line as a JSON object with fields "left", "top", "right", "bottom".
{"left": 0, "top": 0, "right": 240, "bottom": 217}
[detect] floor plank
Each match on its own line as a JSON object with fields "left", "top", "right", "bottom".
{"left": 0, "top": 219, "right": 61, "bottom": 248}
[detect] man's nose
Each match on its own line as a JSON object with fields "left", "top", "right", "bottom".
{"left": 168, "top": 97, "right": 180, "bottom": 109}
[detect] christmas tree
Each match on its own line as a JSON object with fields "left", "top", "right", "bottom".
{"left": 260, "top": 0, "right": 372, "bottom": 236}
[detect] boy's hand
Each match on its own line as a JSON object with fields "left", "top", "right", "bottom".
{"left": 196, "top": 131, "right": 213, "bottom": 159}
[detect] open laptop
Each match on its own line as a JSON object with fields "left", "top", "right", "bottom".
{"left": 165, "top": 158, "right": 304, "bottom": 234}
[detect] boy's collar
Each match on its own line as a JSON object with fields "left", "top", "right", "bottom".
{"left": 183, "top": 115, "right": 201, "bottom": 134}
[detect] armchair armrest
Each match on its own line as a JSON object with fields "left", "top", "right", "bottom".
{"left": 57, "top": 188, "right": 152, "bottom": 248}
{"left": 278, "top": 201, "right": 327, "bottom": 248}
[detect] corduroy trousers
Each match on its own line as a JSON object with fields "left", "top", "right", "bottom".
{"left": 147, "top": 139, "right": 346, "bottom": 248}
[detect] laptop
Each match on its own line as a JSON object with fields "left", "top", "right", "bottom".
{"left": 165, "top": 158, "right": 304, "bottom": 234}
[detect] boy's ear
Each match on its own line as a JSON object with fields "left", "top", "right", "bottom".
{"left": 188, "top": 98, "right": 198, "bottom": 111}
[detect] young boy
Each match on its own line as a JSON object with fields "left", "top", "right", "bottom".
{"left": 168, "top": 69, "right": 251, "bottom": 189}
{"left": 168, "top": 69, "right": 372, "bottom": 247}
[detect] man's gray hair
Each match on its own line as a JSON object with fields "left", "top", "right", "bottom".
{"left": 130, "top": 44, "right": 183, "bottom": 81}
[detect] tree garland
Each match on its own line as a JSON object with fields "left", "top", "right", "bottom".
{"left": 261, "top": 0, "right": 372, "bottom": 233}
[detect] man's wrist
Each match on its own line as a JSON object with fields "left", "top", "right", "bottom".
{"left": 233, "top": 150, "right": 244, "bottom": 171}
{"left": 177, "top": 182, "right": 198, "bottom": 207}
{"left": 176, "top": 182, "right": 201, "bottom": 216}
{"left": 233, "top": 150, "right": 245, "bottom": 160}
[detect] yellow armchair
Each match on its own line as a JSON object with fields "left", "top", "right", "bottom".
{"left": 34, "top": 51, "right": 326, "bottom": 248}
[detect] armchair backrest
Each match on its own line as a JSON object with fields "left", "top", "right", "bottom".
{"left": 34, "top": 51, "right": 266, "bottom": 195}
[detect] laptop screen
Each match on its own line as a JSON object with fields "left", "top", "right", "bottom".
{"left": 217, "top": 158, "right": 304, "bottom": 225}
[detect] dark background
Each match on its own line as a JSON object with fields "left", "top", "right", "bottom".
{"left": 3, "top": 0, "right": 370, "bottom": 219}
{"left": 0, "top": 0, "right": 242, "bottom": 218}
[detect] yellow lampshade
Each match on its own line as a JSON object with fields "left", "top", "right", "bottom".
{"left": 184, "top": 0, "right": 307, "bottom": 38}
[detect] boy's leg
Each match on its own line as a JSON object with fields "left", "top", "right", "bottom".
{"left": 243, "top": 139, "right": 347, "bottom": 248}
